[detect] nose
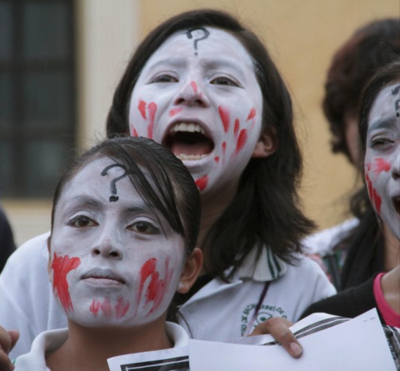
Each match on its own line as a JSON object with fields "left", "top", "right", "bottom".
{"left": 91, "top": 227, "right": 123, "bottom": 260}
{"left": 173, "top": 79, "right": 209, "bottom": 107}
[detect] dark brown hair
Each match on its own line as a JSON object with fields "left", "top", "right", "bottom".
{"left": 323, "top": 18, "right": 400, "bottom": 163}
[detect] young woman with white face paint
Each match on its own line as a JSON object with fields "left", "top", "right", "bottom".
{"left": 12, "top": 137, "right": 202, "bottom": 370}
{"left": 303, "top": 61, "right": 400, "bottom": 325}
{"left": 252, "top": 62, "right": 400, "bottom": 358}
{"left": 0, "top": 10, "right": 335, "bottom": 365}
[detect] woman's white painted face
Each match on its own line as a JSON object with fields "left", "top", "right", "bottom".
{"left": 364, "top": 82, "right": 400, "bottom": 240}
{"left": 49, "top": 157, "right": 186, "bottom": 327}
{"left": 129, "top": 27, "right": 263, "bottom": 194}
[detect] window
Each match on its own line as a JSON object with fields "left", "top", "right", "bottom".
{"left": 0, "top": 0, "right": 75, "bottom": 198}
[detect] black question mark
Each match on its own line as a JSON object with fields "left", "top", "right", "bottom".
{"left": 392, "top": 85, "right": 400, "bottom": 117}
{"left": 101, "top": 164, "right": 129, "bottom": 202}
{"left": 186, "top": 27, "right": 210, "bottom": 56}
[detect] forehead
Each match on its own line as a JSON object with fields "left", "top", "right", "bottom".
{"left": 368, "top": 82, "right": 400, "bottom": 129}
{"left": 61, "top": 157, "right": 136, "bottom": 199}
{"left": 145, "top": 27, "right": 255, "bottom": 70}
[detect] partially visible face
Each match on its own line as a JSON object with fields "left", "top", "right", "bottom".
{"left": 364, "top": 82, "right": 400, "bottom": 240}
{"left": 129, "top": 27, "right": 263, "bottom": 194}
{"left": 49, "top": 157, "right": 186, "bottom": 328}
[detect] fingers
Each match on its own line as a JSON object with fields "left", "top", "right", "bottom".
{"left": 0, "top": 328, "right": 18, "bottom": 371}
{"left": 8, "top": 331, "right": 19, "bottom": 353}
{"left": 252, "top": 317, "right": 303, "bottom": 358}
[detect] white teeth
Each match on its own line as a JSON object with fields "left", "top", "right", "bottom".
{"left": 170, "top": 122, "right": 205, "bottom": 135}
{"left": 176, "top": 154, "right": 207, "bottom": 161}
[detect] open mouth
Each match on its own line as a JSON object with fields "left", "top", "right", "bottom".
{"left": 164, "top": 122, "right": 214, "bottom": 161}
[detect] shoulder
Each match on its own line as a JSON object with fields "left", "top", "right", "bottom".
{"left": 279, "top": 255, "right": 336, "bottom": 295}
{"left": 3, "top": 232, "right": 50, "bottom": 272}
{"left": 302, "top": 218, "right": 359, "bottom": 255}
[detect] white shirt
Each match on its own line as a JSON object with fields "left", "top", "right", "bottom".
{"left": 13, "top": 322, "right": 188, "bottom": 371}
{"left": 0, "top": 233, "right": 335, "bottom": 358}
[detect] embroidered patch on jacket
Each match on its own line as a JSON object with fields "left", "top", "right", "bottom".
{"left": 241, "top": 303, "right": 287, "bottom": 336}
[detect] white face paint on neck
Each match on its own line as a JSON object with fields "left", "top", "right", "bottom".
{"left": 49, "top": 157, "right": 186, "bottom": 327}
{"left": 364, "top": 82, "right": 400, "bottom": 241}
{"left": 129, "top": 27, "right": 263, "bottom": 196}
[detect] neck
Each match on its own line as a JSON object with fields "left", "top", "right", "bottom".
{"left": 46, "top": 316, "right": 172, "bottom": 371}
{"left": 383, "top": 224, "right": 400, "bottom": 270}
{"left": 197, "top": 178, "right": 239, "bottom": 267}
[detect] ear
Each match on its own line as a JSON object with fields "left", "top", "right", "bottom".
{"left": 252, "top": 127, "right": 277, "bottom": 158}
{"left": 177, "top": 248, "right": 203, "bottom": 294}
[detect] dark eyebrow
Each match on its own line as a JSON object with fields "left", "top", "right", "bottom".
{"left": 69, "top": 196, "right": 102, "bottom": 208}
{"left": 146, "top": 58, "right": 187, "bottom": 71}
{"left": 368, "top": 117, "right": 397, "bottom": 132}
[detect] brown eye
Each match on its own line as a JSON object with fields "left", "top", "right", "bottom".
{"left": 70, "top": 216, "right": 96, "bottom": 227}
{"left": 129, "top": 221, "right": 160, "bottom": 235}
{"left": 210, "top": 76, "right": 238, "bottom": 87}
{"left": 151, "top": 74, "right": 178, "bottom": 83}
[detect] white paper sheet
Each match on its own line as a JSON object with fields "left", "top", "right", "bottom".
{"left": 189, "top": 309, "right": 396, "bottom": 371}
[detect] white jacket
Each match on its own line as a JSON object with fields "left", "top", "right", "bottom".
{"left": 0, "top": 233, "right": 335, "bottom": 358}
{"left": 13, "top": 322, "right": 189, "bottom": 370}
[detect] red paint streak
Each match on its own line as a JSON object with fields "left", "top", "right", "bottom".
{"left": 169, "top": 107, "right": 183, "bottom": 117}
{"left": 138, "top": 257, "right": 172, "bottom": 315}
{"left": 365, "top": 173, "right": 382, "bottom": 214}
{"left": 191, "top": 81, "right": 198, "bottom": 93}
{"left": 235, "top": 129, "right": 248, "bottom": 154}
{"left": 51, "top": 253, "right": 81, "bottom": 313}
{"left": 222, "top": 141, "right": 227, "bottom": 164}
{"left": 374, "top": 158, "right": 391, "bottom": 173}
{"left": 90, "top": 299, "right": 101, "bottom": 316}
{"left": 195, "top": 175, "right": 209, "bottom": 191}
{"left": 138, "top": 100, "right": 147, "bottom": 119}
{"left": 214, "top": 156, "right": 220, "bottom": 163}
{"left": 147, "top": 102, "right": 157, "bottom": 139}
{"left": 218, "top": 105, "right": 230, "bottom": 133}
{"left": 115, "top": 297, "right": 130, "bottom": 319}
{"left": 246, "top": 108, "right": 256, "bottom": 121}
{"left": 130, "top": 125, "right": 139, "bottom": 137}
{"left": 100, "top": 297, "right": 112, "bottom": 317}
{"left": 234, "top": 119, "right": 240, "bottom": 137}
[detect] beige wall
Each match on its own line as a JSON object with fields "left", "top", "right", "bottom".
{"left": 139, "top": 0, "right": 398, "bottom": 228}
{"left": 3, "top": 0, "right": 398, "bottom": 246}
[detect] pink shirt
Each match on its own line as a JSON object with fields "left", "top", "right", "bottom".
{"left": 374, "top": 272, "right": 400, "bottom": 327}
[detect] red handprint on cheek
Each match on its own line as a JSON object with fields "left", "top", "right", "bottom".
{"left": 138, "top": 257, "right": 173, "bottom": 316}
{"left": 52, "top": 253, "right": 81, "bottom": 313}
{"left": 218, "top": 105, "right": 230, "bottom": 133}
{"left": 365, "top": 163, "right": 382, "bottom": 214}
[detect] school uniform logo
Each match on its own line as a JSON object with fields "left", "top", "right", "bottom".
{"left": 241, "top": 303, "right": 287, "bottom": 336}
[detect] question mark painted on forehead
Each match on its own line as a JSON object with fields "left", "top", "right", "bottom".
{"left": 101, "top": 164, "right": 129, "bottom": 202}
{"left": 186, "top": 27, "right": 210, "bottom": 56}
{"left": 392, "top": 84, "right": 400, "bottom": 117}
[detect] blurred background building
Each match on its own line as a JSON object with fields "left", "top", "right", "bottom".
{"left": 0, "top": 0, "right": 398, "bottom": 246}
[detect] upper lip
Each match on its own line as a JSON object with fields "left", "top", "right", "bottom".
{"left": 81, "top": 268, "right": 126, "bottom": 284}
